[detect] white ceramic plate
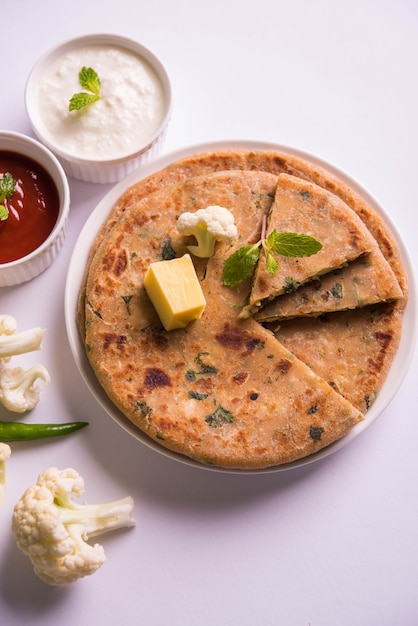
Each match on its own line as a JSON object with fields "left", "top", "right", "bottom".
{"left": 64, "top": 140, "right": 417, "bottom": 474}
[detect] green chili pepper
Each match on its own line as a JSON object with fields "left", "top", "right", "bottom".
{"left": 0, "top": 421, "right": 88, "bottom": 442}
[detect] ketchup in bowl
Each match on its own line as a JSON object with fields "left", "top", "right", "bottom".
{"left": 0, "top": 151, "right": 59, "bottom": 264}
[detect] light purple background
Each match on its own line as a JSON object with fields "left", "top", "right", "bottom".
{"left": 1, "top": 1, "right": 417, "bottom": 625}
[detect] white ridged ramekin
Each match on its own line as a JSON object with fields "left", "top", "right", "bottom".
{"left": 0, "top": 131, "right": 70, "bottom": 287}
{"left": 25, "top": 33, "right": 173, "bottom": 184}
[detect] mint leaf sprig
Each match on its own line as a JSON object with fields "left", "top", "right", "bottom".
{"left": 0, "top": 172, "right": 16, "bottom": 222}
{"left": 221, "top": 216, "right": 322, "bottom": 287}
{"left": 69, "top": 67, "right": 101, "bottom": 112}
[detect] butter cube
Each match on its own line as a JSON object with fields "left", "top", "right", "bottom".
{"left": 144, "top": 254, "right": 206, "bottom": 330}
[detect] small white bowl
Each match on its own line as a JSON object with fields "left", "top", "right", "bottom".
{"left": 25, "top": 33, "right": 173, "bottom": 184}
{"left": 0, "top": 131, "right": 70, "bottom": 287}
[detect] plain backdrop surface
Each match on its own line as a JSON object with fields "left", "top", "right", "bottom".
{"left": 1, "top": 2, "right": 417, "bottom": 625}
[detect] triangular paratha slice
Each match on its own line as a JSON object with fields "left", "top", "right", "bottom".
{"left": 271, "top": 299, "right": 404, "bottom": 414}
{"left": 254, "top": 246, "right": 403, "bottom": 322}
{"left": 248, "top": 173, "right": 378, "bottom": 308}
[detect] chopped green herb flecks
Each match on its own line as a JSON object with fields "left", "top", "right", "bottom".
{"left": 185, "top": 370, "right": 196, "bottom": 382}
{"left": 161, "top": 238, "right": 176, "bottom": 260}
{"left": 188, "top": 391, "right": 209, "bottom": 400}
{"left": 283, "top": 277, "right": 301, "bottom": 293}
{"left": 206, "top": 404, "right": 234, "bottom": 428}
{"left": 330, "top": 283, "right": 343, "bottom": 299}
{"left": 69, "top": 67, "right": 101, "bottom": 111}
{"left": 121, "top": 295, "right": 133, "bottom": 314}
{"left": 185, "top": 352, "right": 218, "bottom": 382}
{"left": 309, "top": 425, "right": 324, "bottom": 441}
{"left": 299, "top": 189, "right": 312, "bottom": 199}
{"left": 364, "top": 392, "right": 376, "bottom": 410}
{"left": 195, "top": 352, "right": 218, "bottom": 375}
{"left": 134, "top": 400, "right": 152, "bottom": 418}
{"left": 307, "top": 405, "right": 319, "bottom": 414}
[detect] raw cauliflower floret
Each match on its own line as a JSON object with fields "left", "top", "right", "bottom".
{"left": 0, "top": 364, "right": 50, "bottom": 413}
{"left": 176, "top": 205, "right": 237, "bottom": 258}
{"left": 12, "top": 467, "right": 135, "bottom": 585}
{"left": 0, "top": 315, "right": 48, "bottom": 412}
{"left": 0, "top": 442, "right": 11, "bottom": 510}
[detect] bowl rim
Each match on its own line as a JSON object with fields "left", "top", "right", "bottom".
{"left": 24, "top": 32, "right": 173, "bottom": 166}
{"left": 0, "top": 129, "right": 70, "bottom": 269}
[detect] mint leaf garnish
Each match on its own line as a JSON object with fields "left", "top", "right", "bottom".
{"left": 0, "top": 172, "right": 16, "bottom": 221}
{"left": 69, "top": 92, "right": 100, "bottom": 111}
{"left": 69, "top": 67, "right": 101, "bottom": 111}
{"left": 268, "top": 230, "right": 323, "bottom": 257}
{"left": 265, "top": 248, "right": 278, "bottom": 275}
{"left": 222, "top": 227, "right": 322, "bottom": 287}
{"left": 78, "top": 66, "right": 101, "bottom": 95}
{"left": 221, "top": 243, "right": 260, "bottom": 287}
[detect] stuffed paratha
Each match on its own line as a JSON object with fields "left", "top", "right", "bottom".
{"left": 84, "top": 170, "right": 363, "bottom": 469}
{"left": 79, "top": 148, "right": 407, "bottom": 469}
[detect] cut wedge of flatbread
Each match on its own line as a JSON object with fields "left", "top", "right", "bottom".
{"left": 255, "top": 247, "right": 403, "bottom": 322}
{"left": 271, "top": 299, "right": 403, "bottom": 414}
{"left": 248, "top": 173, "right": 379, "bottom": 308}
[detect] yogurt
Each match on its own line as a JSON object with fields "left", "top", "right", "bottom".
{"left": 36, "top": 45, "right": 166, "bottom": 161}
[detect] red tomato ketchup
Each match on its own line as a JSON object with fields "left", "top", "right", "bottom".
{"left": 0, "top": 151, "right": 59, "bottom": 264}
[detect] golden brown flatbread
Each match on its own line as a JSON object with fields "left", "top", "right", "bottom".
{"left": 79, "top": 148, "right": 407, "bottom": 469}
{"left": 83, "top": 170, "right": 363, "bottom": 469}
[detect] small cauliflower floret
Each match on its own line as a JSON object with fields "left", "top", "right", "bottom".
{"left": 0, "top": 364, "right": 50, "bottom": 413}
{"left": 0, "top": 315, "right": 18, "bottom": 366}
{"left": 0, "top": 315, "right": 17, "bottom": 336}
{"left": 0, "top": 320, "right": 47, "bottom": 411}
{"left": 0, "top": 442, "right": 11, "bottom": 510}
{"left": 176, "top": 205, "right": 237, "bottom": 258}
{"left": 12, "top": 467, "right": 135, "bottom": 585}
{"left": 0, "top": 326, "right": 45, "bottom": 362}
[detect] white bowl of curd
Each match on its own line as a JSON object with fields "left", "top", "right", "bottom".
{"left": 25, "top": 33, "right": 173, "bottom": 184}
